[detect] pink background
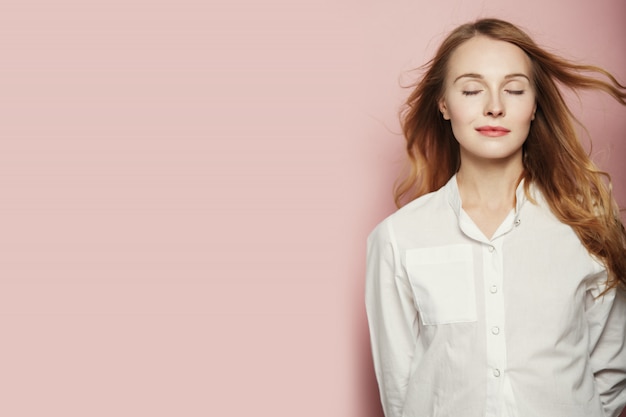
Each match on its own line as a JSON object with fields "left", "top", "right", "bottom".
{"left": 1, "top": 1, "right": 624, "bottom": 416}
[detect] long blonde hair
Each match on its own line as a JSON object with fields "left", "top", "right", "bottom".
{"left": 395, "top": 18, "right": 626, "bottom": 290}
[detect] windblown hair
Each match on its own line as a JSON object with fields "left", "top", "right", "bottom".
{"left": 395, "top": 18, "right": 626, "bottom": 290}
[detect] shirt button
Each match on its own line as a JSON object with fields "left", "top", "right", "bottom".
{"left": 493, "top": 369, "right": 501, "bottom": 377}
{"left": 491, "top": 326, "right": 500, "bottom": 335}
{"left": 488, "top": 245, "right": 495, "bottom": 253}
{"left": 514, "top": 218, "right": 521, "bottom": 227}
{"left": 490, "top": 285, "right": 498, "bottom": 294}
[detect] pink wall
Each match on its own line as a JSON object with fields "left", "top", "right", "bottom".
{"left": 0, "top": 1, "right": 624, "bottom": 416}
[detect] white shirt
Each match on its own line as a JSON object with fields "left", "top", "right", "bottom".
{"left": 365, "top": 176, "right": 626, "bottom": 417}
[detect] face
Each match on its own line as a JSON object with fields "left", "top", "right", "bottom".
{"left": 438, "top": 36, "right": 537, "bottom": 165}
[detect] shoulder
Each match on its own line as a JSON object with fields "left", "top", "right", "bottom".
{"left": 368, "top": 184, "right": 451, "bottom": 245}
{"left": 523, "top": 185, "right": 580, "bottom": 233}
{"left": 519, "top": 183, "right": 607, "bottom": 277}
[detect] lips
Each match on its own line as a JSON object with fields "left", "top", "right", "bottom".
{"left": 475, "top": 125, "right": 511, "bottom": 137}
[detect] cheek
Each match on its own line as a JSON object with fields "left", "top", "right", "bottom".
{"left": 446, "top": 103, "right": 475, "bottom": 123}
{"left": 519, "top": 105, "right": 536, "bottom": 124}
{"left": 520, "top": 96, "right": 537, "bottom": 120}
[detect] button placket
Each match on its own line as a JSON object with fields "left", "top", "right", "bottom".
{"left": 483, "top": 240, "right": 507, "bottom": 417}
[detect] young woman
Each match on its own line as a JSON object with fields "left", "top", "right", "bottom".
{"left": 365, "top": 18, "right": 626, "bottom": 417}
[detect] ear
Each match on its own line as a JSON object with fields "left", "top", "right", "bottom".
{"left": 438, "top": 98, "right": 450, "bottom": 120}
{"left": 531, "top": 102, "right": 537, "bottom": 121}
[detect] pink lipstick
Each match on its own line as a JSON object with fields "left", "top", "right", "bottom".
{"left": 476, "top": 126, "right": 511, "bottom": 137}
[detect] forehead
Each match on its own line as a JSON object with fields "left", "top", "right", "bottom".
{"left": 446, "top": 36, "right": 532, "bottom": 81}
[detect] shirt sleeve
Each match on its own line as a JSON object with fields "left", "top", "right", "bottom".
{"left": 365, "top": 219, "right": 419, "bottom": 417}
{"left": 585, "top": 275, "right": 626, "bottom": 417}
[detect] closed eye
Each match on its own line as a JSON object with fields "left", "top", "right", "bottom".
{"left": 506, "top": 90, "right": 524, "bottom": 95}
{"left": 462, "top": 90, "right": 481, "bottom": 96}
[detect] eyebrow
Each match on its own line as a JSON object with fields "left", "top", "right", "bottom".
{"left": 453, "top": 73, "right": 531, "bottom": 83}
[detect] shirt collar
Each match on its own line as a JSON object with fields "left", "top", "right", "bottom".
{"left": 445, "top": 174, "right": 529, "bottom": 219}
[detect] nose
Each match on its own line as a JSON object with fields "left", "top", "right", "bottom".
{"left": 485, "top": 92, "right": 504, "bottom": 117}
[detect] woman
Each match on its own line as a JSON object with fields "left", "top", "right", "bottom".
{"left": 365, "top": 18, "right": 626, "bottom": 417}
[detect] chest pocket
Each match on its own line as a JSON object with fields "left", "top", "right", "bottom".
{"left": 406, "top": 244, "right": 477, "bottom": 325}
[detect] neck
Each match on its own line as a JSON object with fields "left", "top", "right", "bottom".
{"left": 456, "top": 155, "right": 524, "bottom": 210}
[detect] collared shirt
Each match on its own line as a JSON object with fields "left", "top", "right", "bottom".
{"left": 365, "top": 176, "right": 626, "bottom": 417}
